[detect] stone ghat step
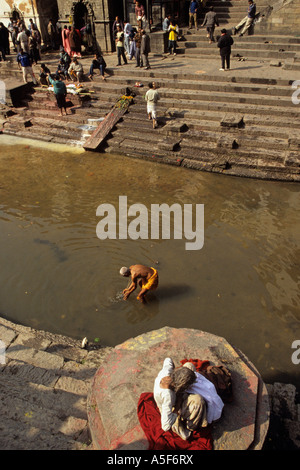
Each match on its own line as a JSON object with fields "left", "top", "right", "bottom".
{"left": 203, "top": 0, "right": 269, "bottom": 6}
{"left": 143, "top": 87, "right": 294, "bottom": 108}
{"left": 109, "top": 67, "right": 294, "bottom": 87}
{"left": 105, "top": 137, "right": 294, "bottom": 177}
{"left": 182, "top": 33, "right": 300, "bottom": 45}
{"left": 25, "top": 98, "right": 113, "bottom": 115}
{"left": 106, "top": 130, "right": 288, "bottom": 168}
{"left": 86, "top": 80, "right": 296, "bottom": 107}
{"left": 124, "top": 100, "right": 300, "bottom": 128}
{"left": 177, "top": 47, "right": 297, "bottom": 59}
{"left": 2, "top": 127, "right": 85, "bottom": 147}
{"left": 90, "top": 77, "right": 294, "bottom": 98}
{"left": 123, "top": 113, "right": 294, "bottom": 139}
{"left": 0, "top": 375, "right": 88, "bottom": 450}
{"left": 3, "top": 122, "right": 85, "bottom": 141}
{"left": 23, "top": 107, "right": 110, "bottom": 124}
{"left": 121, "top": 95, "right": 297, "bottom": 119}
{"left": 110, "top": 117, "right": 290, "bottom": 154}
{"left": 113, "top": 120, "right": 289, "bottom": 151}
{"left": 183, "top": 41, "right": 300, "bottom": 53}
{"left": 103, "top": 140, "right": 290, "bottom": 179}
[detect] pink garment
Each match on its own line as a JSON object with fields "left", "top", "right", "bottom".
{"left": 62, "top": 28, "right": 71, "bottom": 56}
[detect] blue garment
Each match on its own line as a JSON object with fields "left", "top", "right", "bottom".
{"left": 48, "top": 75, "right": 67, "bottom": 95}
{"left": 17, "top": 52, "right": 31, "bottom": 68}
{"left": 190, "top": 1, "right": 198, "bottom": 14}
{"left": 248, "top": 3, "right": 256, "bottom": 18}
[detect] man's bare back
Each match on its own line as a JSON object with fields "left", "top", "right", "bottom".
{"left": 120, "top": 264, "right": 159, "bottom": 303}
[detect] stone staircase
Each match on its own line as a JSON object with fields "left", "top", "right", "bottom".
{"left": 1, "top": 61, "right": 299, "bottom": 181}
{"left": 180, "top": 0, "right": 300, "bottom": 70}
{"left": 1, "top": 0, "right": 300, "bottom": 183}
{"left": 0, "top": 316, "right": 111, "bottom": 450}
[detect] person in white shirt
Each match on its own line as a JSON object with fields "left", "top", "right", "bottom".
{"left": 153, "top": 358, "right": 225, "bottom": 439}
{"left": 183, "top": 362, "right": 224, "bottom": 423}
{"left": 17, "top": 28, "right": 29, "bottom": 54}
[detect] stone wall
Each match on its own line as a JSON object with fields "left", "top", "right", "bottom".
{"left": 56, "top": 0, "right": 113, "bottom": 53}
{"left": 0, "top": 0, "right": 58, "bottom": 44}
{"left": 256, "top": 0, "right": 300, "bottom": 35}
{"left": 265, "top": 383, "right": 300, "bottom": 449}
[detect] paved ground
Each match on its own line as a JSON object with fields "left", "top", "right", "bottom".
{"left": 37, "top": 43, "right": 298, "bottom": 83}
{"left": 0, "top": 315, "right": 112, "bottom": 450}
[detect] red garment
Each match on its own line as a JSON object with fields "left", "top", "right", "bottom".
{"left": 180, "top": 358, "right": 210, "bottom": 371}
{"left": 137, "top": 392, "right": 213, "bottom": 451}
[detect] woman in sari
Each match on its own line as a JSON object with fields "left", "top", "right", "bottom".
{"left": 61, "top": 26, "right": 71, "bottom": 56}
{"left": 69, "top": 26, "right": 81, "bottom": 58}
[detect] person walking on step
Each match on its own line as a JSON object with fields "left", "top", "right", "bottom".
{"left": 17, "top": 48, "right": 37, "bottom": 85}
{"left": 217, "top": 29, "right": 234, "bottom": 71}
{"left": 201, "top": 7, "right": 219, "bottom": 44}
{"left": 189, "top": 1, "right": 199, "bottom": 30}
{"left": 145, "top": 81, "right": 160, "bottom": 129}
{"left": 233, "top": 0, "right": 256, "bottom": 37}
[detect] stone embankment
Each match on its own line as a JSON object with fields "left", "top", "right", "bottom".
{"left": 0, "top": 316, "right": 299, "bottom": 450}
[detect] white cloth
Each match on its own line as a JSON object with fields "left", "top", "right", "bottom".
{"left": 186, "top": 371, "right": 224, "bottom": 423}
{"left": 153, "top": 358, "right": 177, "bottom": 431}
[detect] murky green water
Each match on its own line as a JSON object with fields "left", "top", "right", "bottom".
{"left": 0, "top": 135, "right": 300, "bottom": 388}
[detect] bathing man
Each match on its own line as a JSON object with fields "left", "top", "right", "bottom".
{"left": 120, "top": 264, "right": 158, "bottom": 303}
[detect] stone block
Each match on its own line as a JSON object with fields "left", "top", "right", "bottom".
{"left": 217, "top": 136, "right": 239, "bottom": 149}
{"left": 6, "top": 344, "right": 64, "bottom": 370}
{"left": 163, "top": 121, "right": 189, "bottom": 135}
{"left": 220, "top": 114, "right": 244, "bottom": 128}
{"left": 272, "top": 382, "right": 298, "bottom": 421}
{"left": 0, "top": 324, "right": 17, "bottom": 346}
{"left": 270, "top": 60, "right": 282, "bottom": 67}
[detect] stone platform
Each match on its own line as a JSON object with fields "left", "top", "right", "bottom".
{"left": 88, "top": 327, "right": 270, "bottom": 450}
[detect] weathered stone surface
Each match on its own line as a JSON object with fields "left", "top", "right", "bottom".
{"left": 220, "top": 114, "right": 244, "bottom": 128}
{"left": 88, "top": 327, "right": 270, "bottom": 451}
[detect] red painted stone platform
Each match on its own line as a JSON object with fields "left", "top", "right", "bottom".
{"left": 87, "top": 327, "right": 270, "bottom": 450}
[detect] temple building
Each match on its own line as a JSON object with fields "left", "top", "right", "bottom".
{"left": 0, "top": 0, "right": 195, "bottom": 52}
{"left": 0, "top": 0, "right": 59, "bottom": 44}
{"left": 55, "top": 0, "right": 191, "bottom": 52}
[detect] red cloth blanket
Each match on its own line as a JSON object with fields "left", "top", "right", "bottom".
{"left": 137, "top": 392, "right": 213, "bottom": 451}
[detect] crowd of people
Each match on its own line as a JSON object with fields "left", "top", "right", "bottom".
{"left": 1, "top": 1, "right": 257, "bottom": 125}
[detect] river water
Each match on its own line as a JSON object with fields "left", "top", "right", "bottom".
{"left": 0, "top": 135, "right": 299, "bottom": 388}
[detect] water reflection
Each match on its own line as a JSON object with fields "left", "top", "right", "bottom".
{"left": 0, "top": 136, "right": 299, "bottom": 388}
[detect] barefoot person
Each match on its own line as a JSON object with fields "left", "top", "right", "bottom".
{"left": 47, "top": 73, "right": 68, "bottom": 116}
{"left": 120, "top": 264, "right": 158, "bottom": 303}
{"left": 145, "top": 81, "right": 160, "bottom": 129}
